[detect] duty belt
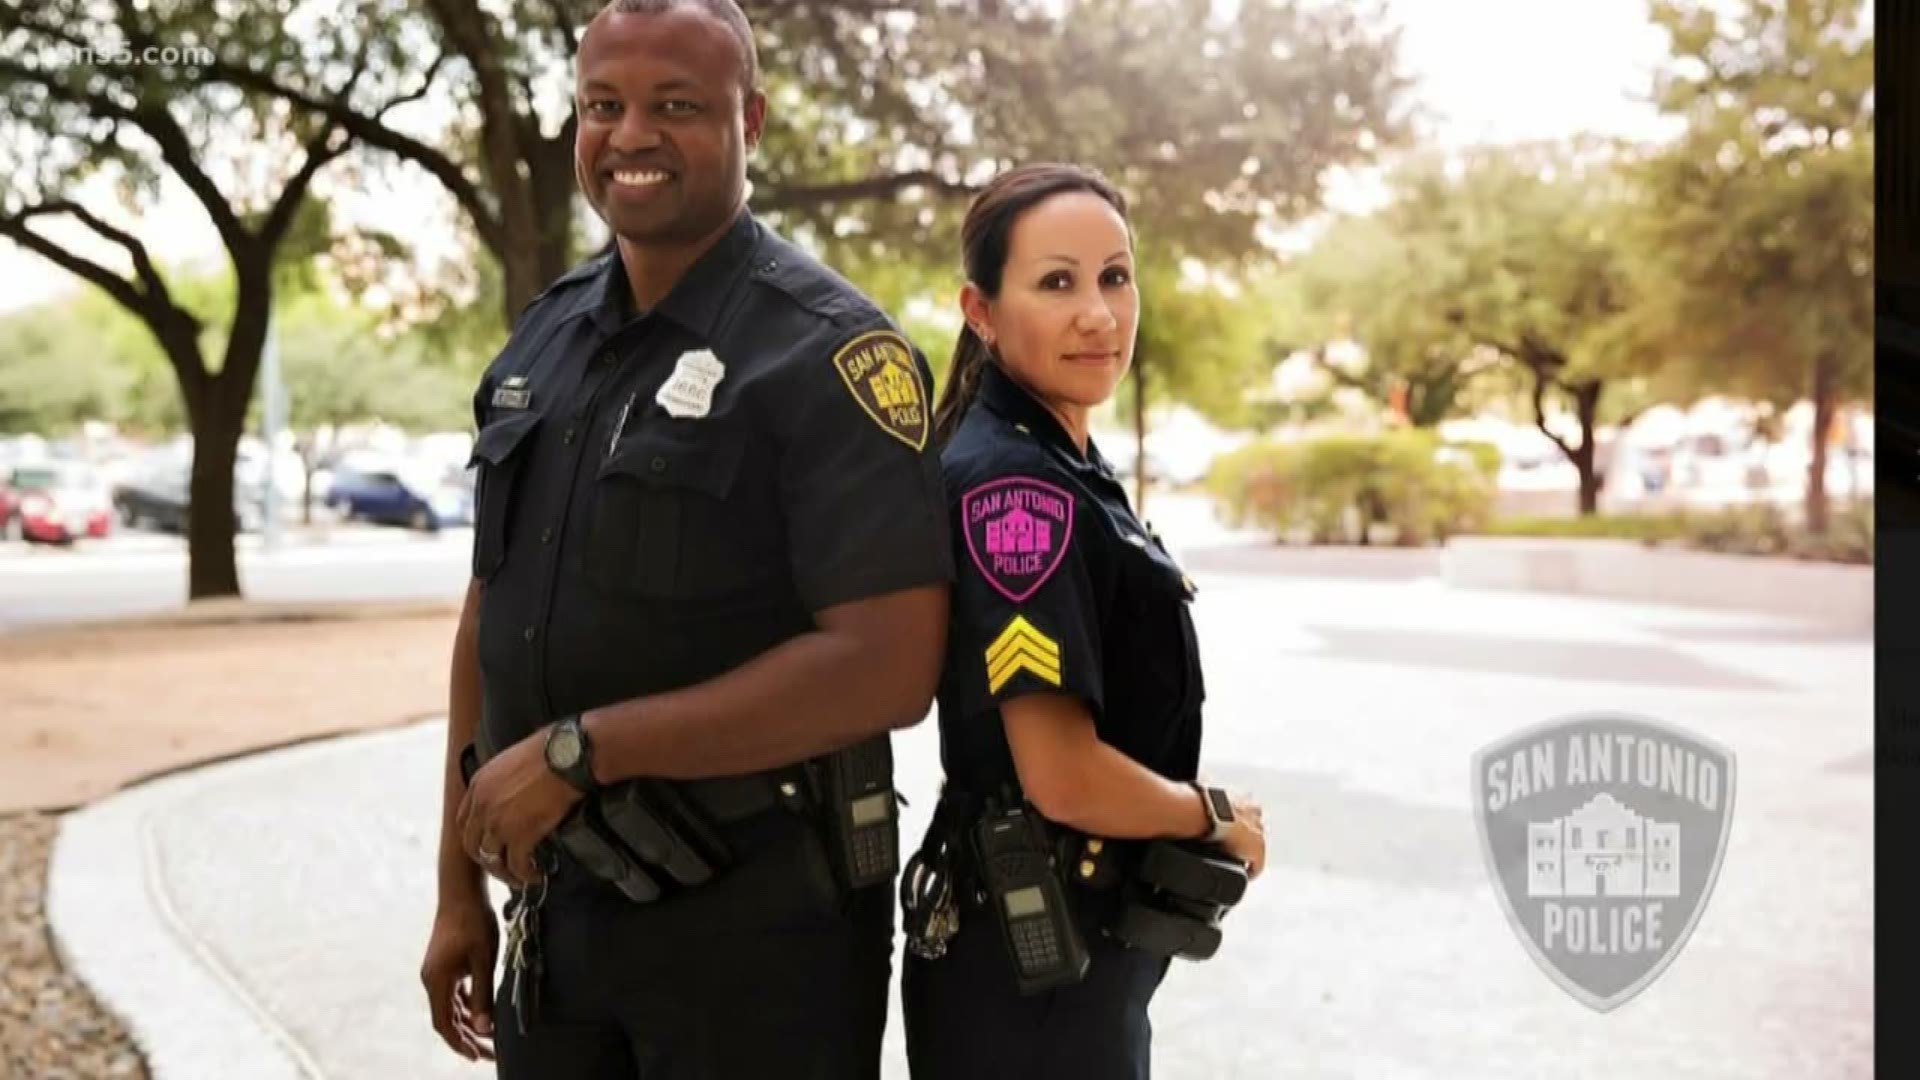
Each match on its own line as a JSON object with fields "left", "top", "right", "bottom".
{"left": 903, "top": 785, "right": 1250, "bottom": 963}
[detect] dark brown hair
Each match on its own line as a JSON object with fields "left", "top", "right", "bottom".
{"left": 929, "top": 163, "right": 1131, "bottom": 447}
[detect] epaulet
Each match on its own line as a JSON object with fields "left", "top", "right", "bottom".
{"left": 748, "top": 234, "right": 871, "bottom": 325}
{"left": 949, "top": 416, "right": 1059, "bottom": 486}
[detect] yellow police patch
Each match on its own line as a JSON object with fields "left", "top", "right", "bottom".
{"left": 984, "top": 614, "right": 1062, "bottom": 694}
{"left": 831, "top": 330, "right": 928, "bottom": 451}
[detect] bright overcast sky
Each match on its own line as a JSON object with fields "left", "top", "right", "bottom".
{"left": 0, "top": 0, "right": 1678, "bottom": 316}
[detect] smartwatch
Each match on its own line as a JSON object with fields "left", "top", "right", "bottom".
{"left": 544, "top": 715, "right": 597, "bottom": 794}
{"left": 1191, "top": 782, "right": 1235, "bottom": 843}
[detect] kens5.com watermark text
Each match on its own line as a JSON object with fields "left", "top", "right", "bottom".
{"left": 56, "top": 44, "right": 215, "bottom": 68}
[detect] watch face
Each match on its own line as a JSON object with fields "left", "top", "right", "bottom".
{"left": 1205, "top": 788, "right": 1235, "bottom": 823}
{"left": 548, "top": 727, "right": 582, "bottom": 770}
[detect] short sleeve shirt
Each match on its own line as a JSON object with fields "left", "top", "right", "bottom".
{"left": 466, "top": 209, "right": 954, "bottom": 754}
{"left": 933, "top": 364, "right": 1205, "bottom": 798}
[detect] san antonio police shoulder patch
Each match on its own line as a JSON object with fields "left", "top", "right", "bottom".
{"left": 831, "top": 330, "right": 928, "bottom": 451}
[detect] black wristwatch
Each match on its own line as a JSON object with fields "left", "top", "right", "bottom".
{"left": 1191, "top": 782, "right": 1235, "bottom": 843}
{"left": 544, "top": 714, "right": 597, "bottom": 794}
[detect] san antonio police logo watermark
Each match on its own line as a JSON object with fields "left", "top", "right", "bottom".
{"left": 1472, "top": 713, "right": 1735, "bottom": 1012}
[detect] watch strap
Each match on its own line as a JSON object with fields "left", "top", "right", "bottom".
{"left": 1191, "top": 781, "right": 1233, "bottom": 843}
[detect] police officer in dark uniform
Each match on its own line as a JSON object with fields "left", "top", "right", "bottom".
{"left": 898, "top": 164, "right": 1268, "bottom": 1079}
{"left": 418, "top": 3, "right": 952, "bottom": 1077}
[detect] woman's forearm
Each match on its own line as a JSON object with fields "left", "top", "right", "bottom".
{"left": 1018, "top": 736, "right": 1209, "bottom": 841}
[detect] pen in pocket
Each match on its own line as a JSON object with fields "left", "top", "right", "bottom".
{"left": 609, "top": 391, "right": 636, "bottom": 458}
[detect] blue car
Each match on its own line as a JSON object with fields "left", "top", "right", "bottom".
{"left": 324, "top": 467, "right": 473, "bottom": 531}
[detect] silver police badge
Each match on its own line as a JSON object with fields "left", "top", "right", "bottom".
{"left": 1472, "top": 713, "right": 1736, "bottom": 1012}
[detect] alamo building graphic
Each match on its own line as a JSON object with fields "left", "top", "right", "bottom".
{"left": 1527, "top": 793, "right": 1680, "bottom": 899}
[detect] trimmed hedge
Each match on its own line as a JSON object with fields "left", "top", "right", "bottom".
{"left": 1473, "top": 502, "right": 1873, "bottom": 565}
{"left": 1207, "top": 431, "right": 1499, "bottom": 546}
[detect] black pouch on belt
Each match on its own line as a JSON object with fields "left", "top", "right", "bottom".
{"left": 1104, "top": 839, "right": 1250, "bottom": 961}
{"left": 595, "top": 779, "right": 734, "bottom": 887}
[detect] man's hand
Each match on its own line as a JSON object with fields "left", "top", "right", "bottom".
{"left": 456, "top": 723, "right": 583, "bottom": 888}
{"left": 420, "top": 888, "right": 498, "bottom": 1061}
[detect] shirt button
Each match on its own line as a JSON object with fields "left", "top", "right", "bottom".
{"left": 523, "top": 626, "right": 537, "bottom": 643}
{"left": 650, "top": 457, "right": 667, "bottom": 473}
{"left": 563, "top": 427, "right": 576, "bottom": 444}
{"left": 541, "top": 526, "right": 554, "bottom": 544}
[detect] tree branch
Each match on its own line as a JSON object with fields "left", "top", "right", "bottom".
{"left": 0, "top": 55, "right": 250, "bottom": 254}
{"left": 753, "top": 168, "right": 977, "bottom": 211}
{"left": 0, "top": 214, "right": 146, "bottom": 316}
{"left": 1527, "top": 363, "right": 1575, "bottom": 460}
{"left": 543, "top": 0, "right": 582, "bottom": 58}
{"left": 376, "top": 52, "right": 451, "bottom": 119}
{"left": 259, "top": 124, "right": 352, "bottom": 251}
{"left": 0, "top": 207, "right": 208, "bottom": 391}
{"left": 193, "top": 55, "right": 506, "bottom": 255}
{"left": 23, "top": 201, "right": 172, "bottom": 306}
{"left": 425, "top": 0, "right": 537, "bottom": 227}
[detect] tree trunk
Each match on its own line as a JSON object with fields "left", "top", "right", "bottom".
{"left": 184, "top": 387, "right": 245, "bottom": 600}
{"left": 1574, "top": 382, "right": 1603, "bottom": 517}
{"left": 299, "top": 439, "right": 317, "bottom": 527}
{"left": 1807, "top": 351, "right": 1837, "bottom": 535}
{"left": 496, "top": 135, "right": 578, "bottom": 324}
{"left": 179, "top": 264, "right": 273, "bottom": 601}
{"left": 1131, "top": 353, "right": 1148, "bottom": 515}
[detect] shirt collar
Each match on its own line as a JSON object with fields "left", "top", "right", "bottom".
{"left": 976, "top": 362, "right": 1119, "bottom": 479}
{"left": 572, "top": 207, "right": 763, "bottom": 338}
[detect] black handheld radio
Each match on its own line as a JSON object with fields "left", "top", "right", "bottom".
{"left": 824, "top": 734, "right": 901, "bottom": 890}
{"left": 971, "top": 804, "right": 1090, "bottom": 995}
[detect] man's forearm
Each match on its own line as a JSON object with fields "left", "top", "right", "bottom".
{"left": 582, "top": 585, "right": 947, "bottom": 782}
{"left": 437, "top": 579, "right": 486, "bottom": 900}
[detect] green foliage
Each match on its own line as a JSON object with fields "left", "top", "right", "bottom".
{"left": 0, "top": 288, "right": 183, "bottom": 435}
{"left": 1627, "top": 0, "right": 1873, "bottom": 407}
{"left": 1473, "top": 501, "right": 1872, "bottom": 565}
{"left": 0, "top": 265, "right": 480, "bottom": 439}
{"left": 1207, "top": 430, "right": 1497, "bottom": 546}
{"left": 755, "top": 0, "right": 1413, "bottom": 267}
{"left": 274, "top": 290, "right": 476, "bottom": 436}
{"left": 1273, "top": 140, "right": 1646, "bottom": 436}
{"left": 1121, "top": 261, "right": 1272, "bottom": 430}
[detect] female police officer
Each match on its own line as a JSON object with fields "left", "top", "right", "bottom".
{"left": 899, "top": 164, "right": 1267, "bottom": 1079}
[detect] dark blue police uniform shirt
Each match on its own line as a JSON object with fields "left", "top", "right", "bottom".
{"left": 467, "top": 209, "right": 954, "bottom": 758}
{"left": 933, "top": 363, "right": 1204, "bottom": 799}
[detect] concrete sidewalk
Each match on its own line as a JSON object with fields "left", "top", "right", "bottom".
{"left": 44, "top": 507, "right": 1873, "bottom": 1078}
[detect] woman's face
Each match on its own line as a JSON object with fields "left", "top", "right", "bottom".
{"left": 965, "top": 190, "right": 1138, "bottom": 415}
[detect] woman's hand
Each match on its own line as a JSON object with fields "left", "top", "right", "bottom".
{"left": 1218, "top": 793, "right": 1266, "bottom": 880}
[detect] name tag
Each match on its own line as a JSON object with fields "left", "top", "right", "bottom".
{"left": 492, "top": 375, "right": 532, "bottom": 410}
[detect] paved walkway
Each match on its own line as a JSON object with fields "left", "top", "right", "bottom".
{"left": 48, "top": 502, "right": 1872, "bottom": 1078}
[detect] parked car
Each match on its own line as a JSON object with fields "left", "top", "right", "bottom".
{"left": 1, "top": 461, "right": 114, "bottom": 544}
{"left": 113, "top": 469, "right": 266, "bottom": 534}
{"left": 324, "top": 466, "right": 472, "bottom": 531}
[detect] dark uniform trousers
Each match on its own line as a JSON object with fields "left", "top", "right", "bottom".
{"left": 902, "top": 918, "right": 1170, "bottom": 1080}
{"left": 494, "top": 816, "right": 896, "bottom": 1080}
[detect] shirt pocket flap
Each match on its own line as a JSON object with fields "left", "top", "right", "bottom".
{"left": 469, "top": 411, "right": 542, "bottom": 467}
{"left": 598, "top": 431, "right": 745, "bottom": 500}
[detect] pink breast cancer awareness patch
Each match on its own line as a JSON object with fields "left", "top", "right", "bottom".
{"left": 960, "top": 476, "right": 1075, "bottom": 603}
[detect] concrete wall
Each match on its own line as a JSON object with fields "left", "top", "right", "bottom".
{"left": 1441, "top": 537, "right": 1873, "bottom": 630}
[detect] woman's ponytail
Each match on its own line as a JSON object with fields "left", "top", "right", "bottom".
{"left": 931, "top": 326, "right": 993, "bottom": 448}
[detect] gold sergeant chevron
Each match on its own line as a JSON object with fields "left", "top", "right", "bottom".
{"left": 985, "top": 614, "right": 1062, "bottom": 693}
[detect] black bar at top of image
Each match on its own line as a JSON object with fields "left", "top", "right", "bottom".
{"left": 1877, "top": 0, "right": 1918, "bottom": 1073}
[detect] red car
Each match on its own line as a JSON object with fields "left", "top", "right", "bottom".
{"left": 1, "top": 462, "right": 114, "bottom": 544}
